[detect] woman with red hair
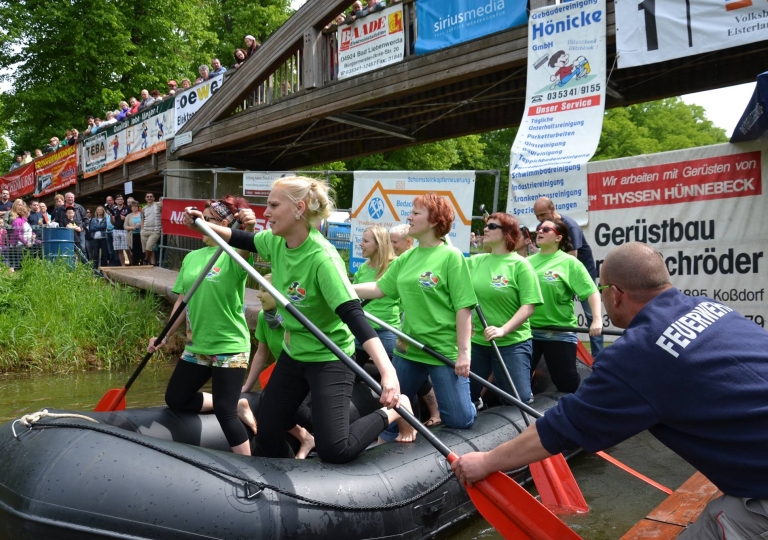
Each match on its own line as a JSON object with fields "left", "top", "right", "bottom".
{"left": 355, "top": 193, "right": 478, "bottom": 437}
{"left": 467, "top": 213, "right": 542, "bottom": 406}
{"left": 147, "top": 195, "right": 255, "bottom": 456}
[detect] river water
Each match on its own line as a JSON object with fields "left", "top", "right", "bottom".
{"left": 0, "top": 364, "right": 695, "bottom": 539}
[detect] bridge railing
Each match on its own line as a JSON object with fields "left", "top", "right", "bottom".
{"left": 226, "top": 0, "right": 417, "bottom": 117}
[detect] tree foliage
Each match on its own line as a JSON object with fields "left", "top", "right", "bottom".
{"left": 0, "top": 0, "right": 291, "bottom": 155}
{"left": 593, "top": 97, "right": 728, "bottom": 161}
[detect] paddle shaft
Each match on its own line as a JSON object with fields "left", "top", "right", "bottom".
{"left": 194, "top": 218, "right": 453, "bottom": 457}
{"left": 364, "top": 312, "right": 542, "bottom": 418}
{"left": 475, "top": 305, "right": 531, "bottom": 426}
{"left": 368, "top": 313, "right": 672, "bottom": 495}
{"left": 103, "top": 221, "right": 237, "bottom": 410}
{"left": 534, "top": 326, "right": 624, "bottom": 336}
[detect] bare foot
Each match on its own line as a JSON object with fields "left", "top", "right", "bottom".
{"left": 393, "top": 395, "right": 418, "bottom": 443}
{"left": 237, "top": 398, "right": 257, "bottom": 434}
{"left": 289, "top": 425, "right": 315, "bottom": 459}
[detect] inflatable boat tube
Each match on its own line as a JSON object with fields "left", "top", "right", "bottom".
{"left": 0, "top": 393, "right": 577, "bottom": 540}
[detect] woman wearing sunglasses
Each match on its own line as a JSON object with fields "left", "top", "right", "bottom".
{"left": 528, "top": 219, "right": 602, "bottom": 393}
{"left": 467, "top": 213, "right": 543, "bottom": 405}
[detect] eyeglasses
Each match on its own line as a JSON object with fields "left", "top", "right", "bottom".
{"left": 537, "top": 226, "right": 558, "bottom": 234}
{"left": 146, "top": 196, "right": 154, "bottom": 199}
{"left": 598, "top": 283, "right": 624, "bottom": 293}
{"left": 484, "top": 223, "right": 502, "bottom": 230}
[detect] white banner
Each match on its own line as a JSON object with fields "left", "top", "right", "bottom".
{"left": 174, "top": 74, "right": 225, "bottom": 132}
{"left": 507, "top": 0, "right": 607, "bottom": 228}
{"left": 583, "top": 141, "right": 767, "bottom": 333}
{"left": 83, "top": 131, "right": 107, "bottom": 174}
{"left": 616, "top": 0, "right": 768, "bottom": 68}
{"left": 338, "top": 4, "right": 405, "bottom": 80}
{"left": 243, "top": 171, "right": 296, "bottom": 197}
{"left": 350, "top": 171, "right": 476, "bottom": 272}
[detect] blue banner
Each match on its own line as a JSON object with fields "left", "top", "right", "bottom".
{"left": 730, "top": 71, "right": 768, "bottom": 143}
{"left": 415, "top": 0, "right": 528, "bottom": 55}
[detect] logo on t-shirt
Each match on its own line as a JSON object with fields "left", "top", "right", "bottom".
{"left": 206, "top": 266, "right": 221, "bottom": 278}
{"left": 418, "top": 271, "right": 439, "bottom": 289}
{"left": 491, "top": 275, "right": 509, "bottom": 288}
{"left": 287, "top": 281, "right": 307, "bottom": 302}
{"left": 543, "top": 270, "right": 560, "bottom": 282}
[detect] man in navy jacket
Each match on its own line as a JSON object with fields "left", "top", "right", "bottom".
{"left": 452, "top": 242, "right": 768, "bottom": 539}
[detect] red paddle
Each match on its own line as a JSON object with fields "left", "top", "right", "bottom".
{"left": 197, "top": 218, "right": 582, "bottom": 540}
{"left": 258, "top": 363, "right": 275, "bottom": 390}
{"left": 372, "top": 313, "right": 673, "bottom": 496}
{"left": 474, "top": 305, "right": 588, "bottom": 514}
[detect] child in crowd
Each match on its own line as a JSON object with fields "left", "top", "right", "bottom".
{"left": 64, "top": 207, "right": 82, "bottom": 245}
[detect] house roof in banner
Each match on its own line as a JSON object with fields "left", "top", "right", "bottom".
{"left": 169, "top": 0, "right": 765, "bottom": 170}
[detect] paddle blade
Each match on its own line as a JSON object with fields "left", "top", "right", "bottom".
{"left": 94, "top": 388, "right": 127, "bottom": 412}
{"left": 258, "top": 363, "right": 276, "bottom": 390}
{"left": 469, "top": 471, "right": 583, "bottom": 540}
{"left": 530, "top": 456, "right": 589, "bottom": 514}
{"left": 575, "top": 341, "right": 594, "bottom": 367}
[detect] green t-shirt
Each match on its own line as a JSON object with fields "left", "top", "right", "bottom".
{"left": 467, "top": 252, "right": 543, "bottom": 346}
{"left": 527, "top": 250, "right": 597, "bottom": 329}
{"left": 255, "top": 309, "right": 284, "bottom": 361}
{"left": 253, "top": 228, "right": 356, "bottom": 362}
{"left": 377, "top": 243, "right": 477, "bottom": 365}
{"left": 353, "top": 262, "right": 401, "bottom": 330}
{"left": 172, "top": 246, "right": 251, "bottom": 355}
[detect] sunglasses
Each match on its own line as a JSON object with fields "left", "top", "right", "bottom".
{"left": 537, "top": 226, "right": 558, "bottom": 234}
{"left": 484, "top": 223, "right": 502, "bottom": 230}
{"left": 203, "top": 215, "right": 222, "bottom": 223}
{"left": 598, "top": 283, "right": 624, "bottom": 293}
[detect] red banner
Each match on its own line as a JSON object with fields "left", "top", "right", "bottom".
{"left": 33, "top": 145, "right": 78, "bottom": 197}
{"left": 587, "top": 151, "right": 763, "bottom": 211}
{"left": 161, "top": 198, "right": 268, "bottom": 238}
{"left": 0, "top": 162, "right": 35, "bottom": 199}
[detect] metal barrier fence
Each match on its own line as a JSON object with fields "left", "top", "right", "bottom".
{"left": 0, "top": 225, "right": 90, "bottom": 270}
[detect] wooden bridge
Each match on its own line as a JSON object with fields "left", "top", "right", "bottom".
{"left": 71, "top": 0, "right": 765, "bottom": 204}
{"left": 166, "top": 0, "right": 766, "bottom": 171}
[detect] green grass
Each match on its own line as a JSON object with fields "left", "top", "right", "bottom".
{"left": 0, "top": 257, "right": 167, "bottom": 372}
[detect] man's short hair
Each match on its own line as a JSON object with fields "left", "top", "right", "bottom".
{"left": 602, "top": 242, "right": 671, "bottom": 298}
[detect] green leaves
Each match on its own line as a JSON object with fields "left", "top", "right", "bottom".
{"left": 0, "top": 0, "right": 292, "bottom": 155}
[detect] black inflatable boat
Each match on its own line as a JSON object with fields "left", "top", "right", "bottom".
{"left": 0, "top": 392, "right": 575, "bottom": 540}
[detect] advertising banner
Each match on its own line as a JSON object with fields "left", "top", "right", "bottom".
{"left": 34, "top": 145, "right": 78, "bottom": 197}
{"left": 583, "top": 142, "right": 767, "bottom": 333}
{"left": 616, "top": 0, "right": 768, "bottom": 68}
{"left": 507, "top": 0, "right": 607, "bottom": 228}
{"left": 731, "top": 70, "right": 768, "bottom": 143}
{"left": 338, "top": 4, "right": 405, "bottom": 79}
{"left": 415, "top": 0, "right": 528, "bottom": 55}
{"left": 161, "top": 199, "right": 268, "bottom": 239}
{"left": 350, "top": 171, "right": 475, "bottom": 272}
{"left": 174, "top": 74, "right": 225, "bottom": 133}
{"left": 82, "top": 98, "right": 175, "bottom": 178}
{"left": 243, "top": 172, "right": 296, "bottom": 197}
{"left": 0, "top": 162, "right": 35, "bottom": 200}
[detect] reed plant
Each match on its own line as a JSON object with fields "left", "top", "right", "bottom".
{"left": 0, "top": 257, "right": 166, "bottom": 372}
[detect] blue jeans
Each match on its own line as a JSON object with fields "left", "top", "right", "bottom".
{"left": 470, "top": 340, "right": 532, "bottom": 404}
{"left": 380, "top": 354, "right": 476, "bottom": 441}
{"left": 355, "top": 328, "right": 396, "bottom": 359}
{"left": 581, "top": 297, "right": 603, "bottom": 356}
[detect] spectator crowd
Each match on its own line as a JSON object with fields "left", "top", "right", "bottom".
{"left": 0, "top": 190, "right": 164, "bottom": 271}
{"left": 6, "top": 34, "right": 265, "bottom": 170}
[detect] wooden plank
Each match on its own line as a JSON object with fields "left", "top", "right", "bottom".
{"left": 646, "top": 473, "right": 721, "bottom": 527}
{"left": 620, "top": 473, "right": 722, "bottom": 540}
{"left": 621, "top": 520, "right": 686, "bottom": 540}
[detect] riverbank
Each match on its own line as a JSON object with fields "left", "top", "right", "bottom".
{"left": 0, "top": 259, "right": 170, "bottom": 372}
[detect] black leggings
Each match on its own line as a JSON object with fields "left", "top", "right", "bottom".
{"left": 165, "top": 360, "right": 249, "bottom": 447}
{"left": 257, "top": 352, "right": 388, "bottom": 463}
{"left": 531, "top": 340, "right": 580, "bottom": 393}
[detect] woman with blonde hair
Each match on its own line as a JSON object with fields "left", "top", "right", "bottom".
{"left": 185, "top": 176, "right": 414, "bottom": 463}
{"left": 353, "top": 225, "right": 399, "bottom": 366}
